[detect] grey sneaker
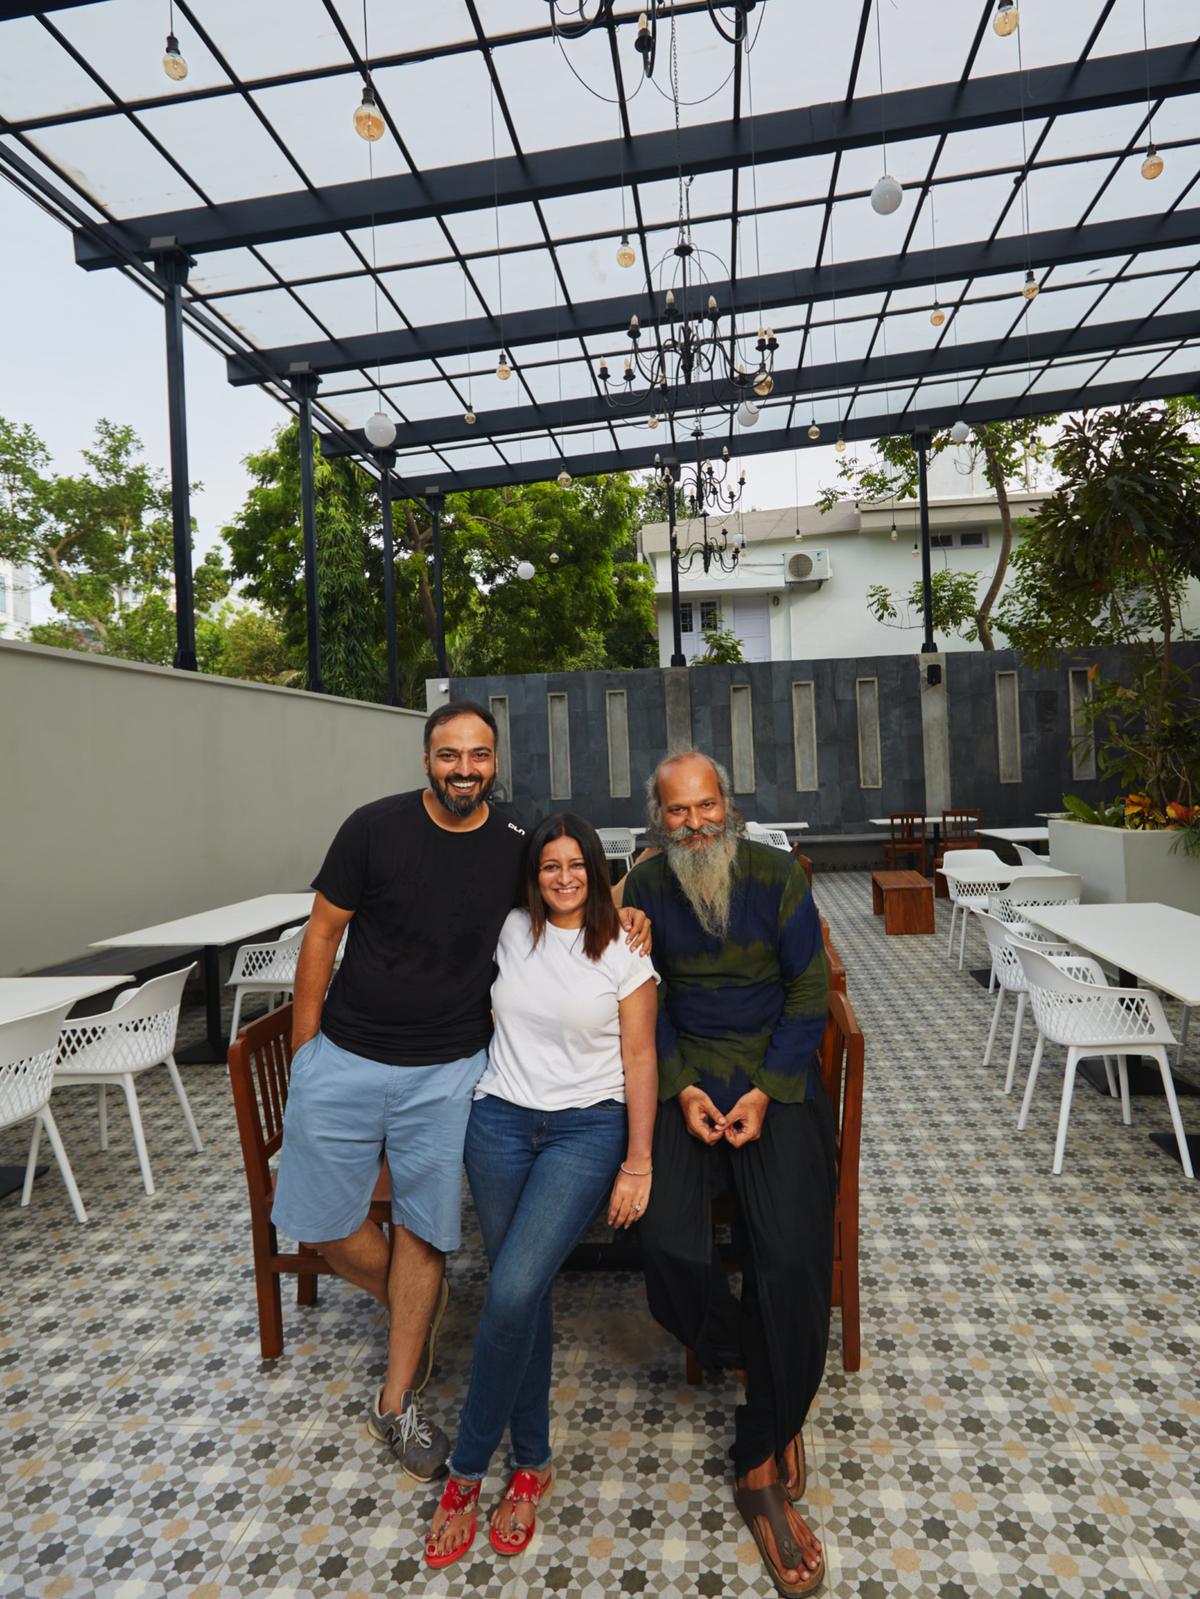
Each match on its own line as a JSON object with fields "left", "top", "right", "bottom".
{"left": 368, "top": 1388, "right": 449, "bottom": 1482}
{"left": 415, "top": 1277, "right": 450, "bottom": 1395}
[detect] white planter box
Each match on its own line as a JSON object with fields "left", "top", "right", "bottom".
{"left": 1048, "top": 819, "right": 1200, "bottom": 912}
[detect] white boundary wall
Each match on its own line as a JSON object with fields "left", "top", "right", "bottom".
{"left": 0, "top": 640, "right": 427, "bottom": 974}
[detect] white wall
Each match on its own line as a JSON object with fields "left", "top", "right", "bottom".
{"left": 0, "top": 640, "right": 427, "bottom": 974}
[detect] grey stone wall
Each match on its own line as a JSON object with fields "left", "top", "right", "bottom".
{"left": 453, "top": 643, "right": 1199, "bottom": 834}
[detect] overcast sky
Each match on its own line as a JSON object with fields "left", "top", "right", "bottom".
{"left": 1, "top": 173, "right": 841, "bottom": 624}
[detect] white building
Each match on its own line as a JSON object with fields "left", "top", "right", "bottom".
{"left": 641, "top": 450, "right": 1047, "bottom": 664}
{"left": 0, "top": 560, "right": 33, "bottom": 639}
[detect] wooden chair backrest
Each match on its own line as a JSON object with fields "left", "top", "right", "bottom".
{"left": 889, "top": 812, "right": 925, "bottom": 844}
{"left": 941, "top": 808, "right": 981, "bottom": 843}
{"left": 819, "top": 988, "right": 863, "bottom": 1162}
{"left": 227, "top": 1001, "right": 295, "bottom": 1213}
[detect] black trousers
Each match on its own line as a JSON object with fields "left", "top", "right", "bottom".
{"left": 638, "top": 1090, "right": 836, "bottom": 1474}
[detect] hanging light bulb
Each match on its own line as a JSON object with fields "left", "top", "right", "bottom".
{"left": 835, "top": 435, "right": 847, "bottom": 454}
{"left": 753, "top": 369, "right": 775, "bottom": 398}
{"left": 616, "top": 233, "right": 637, "bottom": 269}
{"left": 496, "top": 350, "right": 512, "bottom": 380}
{"left": 793, "top": 527, "right": 804, "bottom": 543}
{"left": 463, "top": 407, "right": 477, "bottom": 425}
{"left": 950, "top": 419, "right": 971, "bottom": 444}
{"left": 648, "top": 414, "right": 660, "bottom": 430}
{"left": 516, "top": 560, "right": 535, "bottom": 581}
{"left": 162, "top": 31, "right": 188, "bottom": 81}
{"left": 911, "top": 540, "right": 920, "bottom": 557}
{"left": 807, "top": 421, "right": 821, "bottom": 440}
{"left": 549, "top": 552, "right": 560, "bottom": 565}
{"left": 1141, "top": 144, "right": 1164, "bottom": 181}
{"left": 353, "top": 83, "right": 386, "bottom": 142}
{"left": 556, "top": 468, "right": 573, "bottom": 488}
{"left": 870, "top": 174, "right": 903, "bottom": 216}
{"left": 993, "top": 0, "right": 1019, "bottom": 37}
{"left": 364, "top": 409, "right": 396, "bottom": 448}
{"left": 737, "top": 401, "right": 760, "bottom": 428}
{"left": 1022, "top": 268, "right": 1039, "bottom": 301}
{"left": 890, "top": 523, "right": 898, "bottom": 542}
{"left": 930, "top": 302, "right": 946, "bottom": 328}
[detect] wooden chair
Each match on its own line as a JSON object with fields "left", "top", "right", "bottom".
{"left": 793, "top": 849, "right": 814, "bottom": 882}
{"left": 881, "top": 812, "right": 926, "bottom": 873}
{"left": 933, "top": 808, "right": 982, "bottom": 896}
{"left": 228, "top": 1003, "right": 390, "bottom": 1359}
{"left": 684, "top": 985, "right": 864, "bottom": 1381}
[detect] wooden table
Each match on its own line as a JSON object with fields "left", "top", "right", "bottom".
{"left": 1, "top": 975, "right": 134, "bottom": 1201}
{"left": 1021, "top": 901, "right": 1200, "bottom": 1167}
{"left": 871, "top": 870, "right": 935, "bottom": 934}
{"left": 91, "top": 894, "right": 313, "bottom": 1064}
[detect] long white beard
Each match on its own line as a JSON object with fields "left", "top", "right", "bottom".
{"left": 663, "top": 824, "right": 739, "bottom": 939}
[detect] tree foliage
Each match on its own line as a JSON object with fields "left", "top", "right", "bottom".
{"left": 694, "top": 620, "right": 745, "bottom": 664}
{"left": 0, "top": 415, "right": 229, "bottom": 660}
{"left": 865, "top": 569, "right": 984, "bottom": 642}
{"left": 222, "top": 422, "right": 656, "bottom": 703}
{"left": 817, "top": 418, "right": 1052, "bottom": 649}
{"left": 995, "top": 405, "right": 1200, "bottom": 811}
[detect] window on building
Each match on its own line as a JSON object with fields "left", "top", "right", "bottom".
{"left": 700, "top": 599, "right": 720, "bottom": 631}
{"left": 959, "top": 531, "right": 985, "bottom": 547}
{"left": 680, "top": 602, "right": 694, "bottom": 634}
{"left": 929, "top": 530, "right": 990, "bottom": 550}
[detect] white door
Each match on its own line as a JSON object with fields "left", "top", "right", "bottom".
{"left": 732, "top": 596, "right": 771, "bottom": 662}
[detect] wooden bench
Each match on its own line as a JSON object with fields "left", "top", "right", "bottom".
{"left": 228, "top": 1002, "right": 391, "bottom": 1359}
{"left": 870, "top": 869, "right": 935, "bottom": 933}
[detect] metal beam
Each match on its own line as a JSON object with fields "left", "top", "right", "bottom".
{"left": 78, "top": 43, "right": 1198, "bottom": 270}
{"left": 362, "top": 369, "right": 1200, "bottom": 499}
{"left": 232, "top": 208, "right": 1200, "bottom": 385}
{"left": 319, "top": 307, "right": 1200, "bottom": 457}
{"left": 156, "top": 250, "right": 197, "bottom": 674}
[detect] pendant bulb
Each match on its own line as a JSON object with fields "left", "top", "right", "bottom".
{"left": 993, "top": 0, "right": 1019, "bottom": 37}
{"left": 616, "top": 233, "right": 637, "bottom": 268}
{"left": 1141, "top": 144, "right": 1164, "bottom": 181}
{"left": 870, "top": 174, "right": 903, "bottom": 216}
{"left": 496, "top": 350, "right": 512, "bottom": 381}
{"left": 556, "top": 468, "right": 573, "bottom": 488}
{"left": 1022, "top": 268, "right": 1039, "bottom": 302}
{"left": 353, "top": 83, "right": 385, "bottom": 142}
{"left": 162, "top": 31, "right": 188, "bottom": 80}
{"left": 930, "top": 303, "right": 946, "bottom": 328}
{"left": 807, "top": 421, "right": 821, "bottom": 441}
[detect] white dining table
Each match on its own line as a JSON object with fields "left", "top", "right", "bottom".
{"left": 0, "top": 974, "right": 136, "bottom": 1027}
{"left": 0, "top": 975, "right": 135, "bottom": 1201}
{"left": 1020, "top": 901, "right": 1200, "bottom": 1169}
{"left": 91, "top": 894, "right": 314, "bottom": 1063}
{"left": 976, "top": 826, "right": 1050, "bottom": 845}
{"left": 938, "top": 860, "right": 1070, "bottom": 886}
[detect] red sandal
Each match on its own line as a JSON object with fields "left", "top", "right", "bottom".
{"left": 425, "top": 1476, "right": 481, "bottom": 1570}
{"left": 489, "top": 1467, "right": 554, "bottom": 1556}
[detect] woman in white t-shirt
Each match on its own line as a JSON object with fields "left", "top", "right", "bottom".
{"left": 425, "top": 812, "right": 657, "bottom": 1570}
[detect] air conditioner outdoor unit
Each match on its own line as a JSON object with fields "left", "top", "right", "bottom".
{"left": 786, "top": 549, "right": 832, "bottom": 584}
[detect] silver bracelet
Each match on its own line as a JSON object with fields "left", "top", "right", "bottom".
{"left": 620, "top": 1163, "right": 652, "bottom": 1177}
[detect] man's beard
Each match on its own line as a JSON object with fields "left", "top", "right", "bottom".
{"left": 430, "top": 771, "right": 494, "bottom": 819}
{"left": 659, "top": 821, "right": 739, "bottom": 940}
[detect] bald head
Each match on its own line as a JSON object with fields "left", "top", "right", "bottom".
{"left": 645, "top": 749, "right": 739, "bottom": 850}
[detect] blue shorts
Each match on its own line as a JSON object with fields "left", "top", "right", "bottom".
{"left": 270, "top": 1032, "right": 487, "bottom": 1253}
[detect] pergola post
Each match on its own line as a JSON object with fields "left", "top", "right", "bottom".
{"left": 155, "top": 249, "right": 197, "bottom": 673}
{"left": 664, "top": 463, "right": 685, "bottom": 669}
{"left": 425, "top": 489, "right": 447, "bottom": 677}
{"left": 377, "top": 450, "right": 400, "bottom": 706}
{"left": 293, "top": 371, "right": 323, "bottom": 694}
{"left": 913, "top": 428, "right": 941, "bottom": 685}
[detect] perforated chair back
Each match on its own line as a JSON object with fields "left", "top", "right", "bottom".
{"left": 1010, "top": 941, "right": 1173, "bottom": 1048}
{"left": 229, "top": 924, "right": 307, "bottom": 987}
{"left": 0, "top": 1005, "right": 72, "bottom": 1131}
{"left": 57, "top": 966, "right": 193, "bottom": 1076}
{"left": 989, "top": 875, "right": 1082, "bottom": 926}
{"left": 747, "top": 823, "right": 792, "bottom": 853}
{"left": 598, "top": 828, "right": 637, "bottom": 870}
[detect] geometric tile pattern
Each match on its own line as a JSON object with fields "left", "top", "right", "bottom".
{"left": 1, "top": 871, "right": 1196, "bottom": 1598}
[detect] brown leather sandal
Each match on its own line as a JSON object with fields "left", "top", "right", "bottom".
{"left": 778, "top": 1431, "right": 807, "bottom": 1502}
{"left": 733, "top": 1481, "right": 825, "bottom": 1597}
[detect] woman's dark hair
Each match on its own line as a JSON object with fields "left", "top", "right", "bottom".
{"left": 525, "top": 812, "right": 620, "bottom": 962}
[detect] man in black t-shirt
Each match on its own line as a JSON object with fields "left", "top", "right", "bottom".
{"left": 271, "top": 700, "right": 648, "bottom": 1483}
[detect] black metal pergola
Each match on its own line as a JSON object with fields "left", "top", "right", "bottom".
{"left": 3, "top": 0, "right": 1198, "bottom": 693}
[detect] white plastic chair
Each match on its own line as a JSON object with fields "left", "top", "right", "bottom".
{"left": 55, "top": 966, "right": 202, "bottom": 1198}
{"left": 977, "top": 914, "right": 1103, "bottom": 1095}
{"left": 227, "top": 923, "right": 307, "bottom": 1047}
{"left": 1012, "top": 843, "right": 1046, "bottom": 866}
{"left": 598, "top": 828, "right": 636, "bottom": 875}
{"left": 987, "top": 874, "right": 1083, "bottom": 941}
{"left": 746, "top": 823, "right": 792, "bottom": 853}
{"left": 0, "top": 1004, "right": 87, "bottom": 1225}
{"left": 939, "top": 849, "right": 1012, "bottom": 969}
{"left": 1011, "top": 942, "right": 1193, "bottom": 1178}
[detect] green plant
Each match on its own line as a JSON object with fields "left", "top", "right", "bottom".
{"left": 694, "top": 620, "right": 744, "bottom": 664}
{"left": 865, "top": 569, "right": 984, "bottom": 642}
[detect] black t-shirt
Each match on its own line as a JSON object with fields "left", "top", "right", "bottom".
{"left": 313, "top": 790, "right": 528, "bottom": 1065}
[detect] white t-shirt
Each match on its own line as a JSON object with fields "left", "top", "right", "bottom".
{"left": 476, "top": 908, "right": 658, "bottom": 1112}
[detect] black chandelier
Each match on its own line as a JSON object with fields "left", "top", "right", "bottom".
{"left": 545, "top": 1, "right": 764, "bottom": 77}
{"left": 597, "top": 230, "right": 779, "bottom": 423}
{"left": 677, "top": 509, "right": 746, "bottom": 575}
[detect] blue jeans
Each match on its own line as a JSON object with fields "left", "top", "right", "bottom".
{"left": 449, "top": 1093, "right": 627, "bottom": 1480}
